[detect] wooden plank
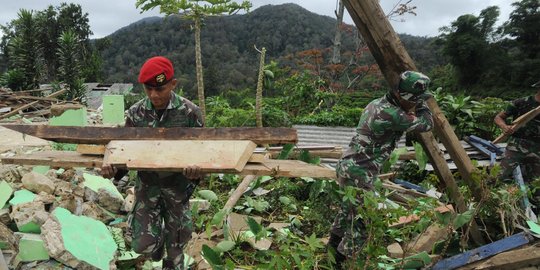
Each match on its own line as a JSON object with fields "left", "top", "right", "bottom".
{"left": 240, "top": 160, "right": 337, "bottom": 179}
{"left": 103, "top": 140, "right": 257, "bottom": 173}
{"left": 0, "top": 151, "right": 103, "bottom": 168}
{"left": 76, "top": 144, "right": 106, "bottom": 155}
{"left": 13, "top": 96, "right": 59, "bottom": 102}
{"left": 458, "top": 245, "right": 540, "bottom": 270}
{"left": 1, "top": 151, "right": 336, "bottom": 178}
{"left": 493, "top": 105, "right": 540, "bottom": 144}
{"left": 390, "top": 205, "right": 454, "bottom": 227}
{"left": 0, "top": 125, "right": 298, "bottom": 145}
{"left": 0, "top": 89, "right": 66, "bottom": 120}
{"left": 432, "top": 232, "right": 532, "bottom": 270}
{"left": 248, "top": 154, "right": 267, "bottom": 163}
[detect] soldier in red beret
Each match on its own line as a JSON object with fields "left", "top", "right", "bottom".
{"left": 101, "top": 56, "right": 204, "bottom": 269}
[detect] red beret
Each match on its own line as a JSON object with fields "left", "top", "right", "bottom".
{"left": 138, "top": 56, "right": 174, "bottom": 87}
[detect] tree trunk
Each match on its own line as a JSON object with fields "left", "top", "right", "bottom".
{"left": 255, "top": 47, "right": 266, "bottom": 128}
{"left": 194, "top": 18, "right": 206, "bottom": 120}
{"left": 331, "top": 0, "right": 345, "bottom": 64}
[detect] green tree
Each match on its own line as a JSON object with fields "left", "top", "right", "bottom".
{"left": 437, "top": 6, "right": 500, "bottom": 86}
{"left": 136, "top": 0, "right": 252, "bottom": 121}
{"left": 255, "top": 46, "right": 266, "bottom": 128}
{"left": 7, "top": 9, "right": 43, "bottom": 90}
{"left": 57, "top": 30, "right": 86, "bottom": 102}
{"left": 35, "top": 6, "right": 59, "bottom": 81}
{"left": 2, "top": 3, "right": 96, "bottom": 87}
{"left": 502, "top": 0, "right": 540, "bottom": 87}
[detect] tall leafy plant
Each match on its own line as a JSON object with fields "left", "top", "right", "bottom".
{"left": 7, "top": 9, "right": 43, "bottom": 90}
{"left": 57, "top": 30, "right": 86, "bottom": 102}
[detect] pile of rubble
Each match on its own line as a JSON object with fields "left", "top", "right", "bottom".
{"left": 0, "top": 88, "right": 68, "bottom": 121}
{"left": 0, "top": 164, "right": 129, "bottom": 268}
{"left": 0, "top": 163, "right": 211, "bottom": 269}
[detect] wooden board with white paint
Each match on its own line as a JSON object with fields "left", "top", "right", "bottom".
{"left": 103, "top": 140, "right": 257, "bottom": 173}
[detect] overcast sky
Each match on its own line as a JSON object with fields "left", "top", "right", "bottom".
{"left": 0, "top": 0, "right": 514, "bottom": 39}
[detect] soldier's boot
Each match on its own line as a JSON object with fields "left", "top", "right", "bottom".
{"left": 151, "top": 243, "right": 165, "bottom": 262}
{"left": 162, "top": 259, "right": 188, "bottom": 270}
{"left": 328, "top": 232, "right": 346, "bottom": 269}
{"left": 162, "top": 259, "right": 175, "bottom": 270}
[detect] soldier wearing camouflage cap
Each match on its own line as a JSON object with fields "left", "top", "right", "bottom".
{"left": 101, "top": 56, "right": 204, "bottom": 270}
{"left": 328, "top": 71, "right": 434, "bottom": 266}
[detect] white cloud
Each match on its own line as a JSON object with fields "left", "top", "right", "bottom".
{"left": 0, "top": 0, "right": 515, "bottom": 38}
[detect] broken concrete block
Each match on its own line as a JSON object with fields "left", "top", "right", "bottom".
{"left": 102, "top": 95, "right": 125, "bottom": 125}
{"left": 9, "top": 190, "right": 36, "bottom": 206}
{"left": 34, "top": 193, "right": 56, "bottom": 205}
{"left": 15, "top": 233, "right": 49, "bottom": 262}
{"left": 97, "top": 188, "right": 124, "bottom": 213}
{"left": 41, "top": 207, "right": 117, "bottom": 270}
{"left": 53, "top": 195, "right": 83, "bottom": 216}
{"left": 387, "top": 242, "right": 404, "bottom": 258}
{"left": 54, "top": 181, "right": 73, "bottom": 198}
{"left": 0, "top": 208, "right": 10, "bottom": 225}
{"left": 10, "top": 201, "right": 49, "bottom": 234}
{"left": 0, "top": 165, "right": 24, "bottom": 183}
{"left": 0, "top": 248, "right": 8, "bottom": 270}
{"left": 21, "top": 172, "right": 55, "bottom": 195}
{"left": 405, "top": 223, "right": 447, "bottom": 254}
{"left": 0, "top": 221, "right": 16, "bottom": 251}
{"left": 0, "top": 181, "right": 13, "bottom": 209}
{"left": 58, "top": 168, "right": 77, "bottom": 182}
{"left": 81, "top": 202, "right": 116, "bottom": 223}
{"left": 32, "top": 166, "right": 50, "bottom": 175}
{"left": 83, "top": 173, "right": 124, "bottom": 213}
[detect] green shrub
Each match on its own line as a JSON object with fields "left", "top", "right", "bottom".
{"left": 294, "top": 105, "right": 363, "bottom": 127}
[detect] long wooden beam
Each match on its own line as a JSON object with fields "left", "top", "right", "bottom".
{"left": 343, "top": 0, "right": 484, "bottom": 244}
{"left": 493, "top": 105, "right": 540, "bottom": 144}
{"left": 427, "top": 98, "right": 483, "bottom": 200}
{"left": 0, "top": 151, "right": 335, "bottom": 179}
{"left": 0, "top": 124, "right": 298, "bottom": 145}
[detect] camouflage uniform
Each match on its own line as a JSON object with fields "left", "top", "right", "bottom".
{"left": 126, "top": 92, "right": 203, "bottom": 268}
{"left": 331, "top": 94, "right": 433, "bottom": 257}
{"left": 500, "top": 95, "right": 540, "bottom": 183}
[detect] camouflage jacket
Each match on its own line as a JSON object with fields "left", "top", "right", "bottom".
{"left": 124, "top": 92, "right": 204, "bottom": 186}
{"left": 126, "top": 93, "right": 203, "bottom": 128}
{"left": 505, "top": 95, "right": 540, "bottom": 140}
{"left": 342, "top": 94, "right": 433, "bottom": 171}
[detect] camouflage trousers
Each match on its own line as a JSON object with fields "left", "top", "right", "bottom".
{"left": 500, "top": 137, "right": 540, "bottom": 182}
{"left": 500, "top": 137, "right": 540, "bottom": 210}
{"left": 331, "top": 157, "right": 380, "bottom": 257}
{"left": 130, "top": 177, "right": 194, "bottom": 269}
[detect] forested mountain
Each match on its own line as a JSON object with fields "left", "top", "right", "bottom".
{"left": 98, "top": 3, "right": 442, "bottom": 97}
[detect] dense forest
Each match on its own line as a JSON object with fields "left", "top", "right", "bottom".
{"left": 0, "top": 1, "right": 538, "bottom": 126}
{"left": 1, "top": 2, "right": 540, "bottom": 269}
{"left": 99, "top": 3, "right": 443, "bottom": 98}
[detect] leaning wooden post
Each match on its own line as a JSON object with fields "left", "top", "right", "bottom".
{"left": 342, "top": 0, "right": 484, "bottom": 244}
{"left": 427, "top": 98, "right": 483, "bottom": 200}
